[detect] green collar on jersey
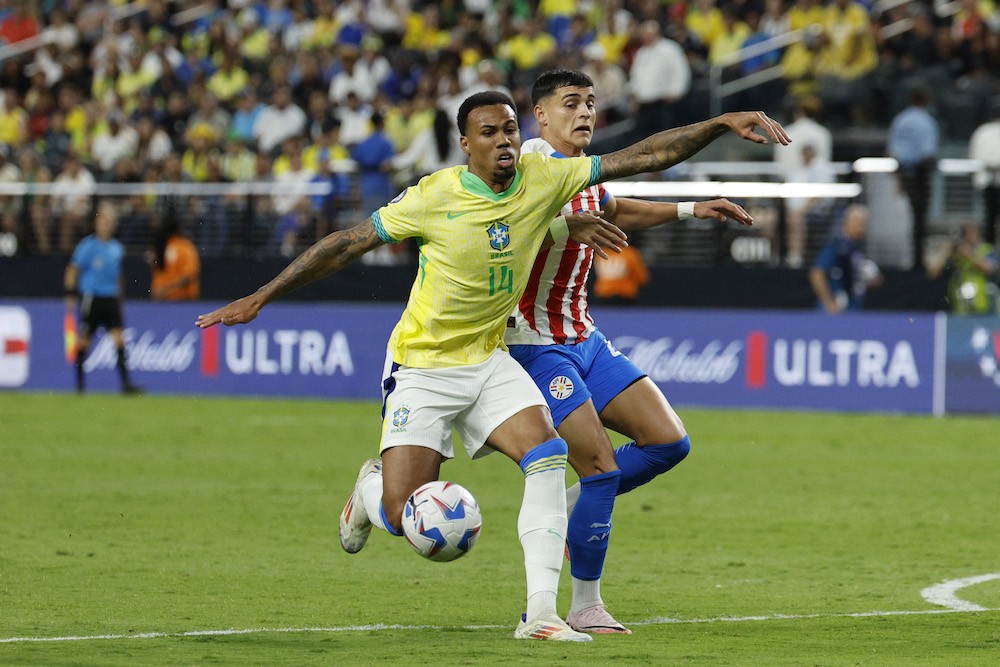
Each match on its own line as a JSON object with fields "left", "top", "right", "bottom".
{"left": 458, "top": 166, "right": 522, "bottom": 201}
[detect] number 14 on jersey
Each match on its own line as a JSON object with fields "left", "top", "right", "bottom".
{"left": 489, "top": 265, "right": 513, "bottom": 296}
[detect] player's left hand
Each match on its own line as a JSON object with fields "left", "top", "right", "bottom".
{"left": 195, "top": 294, "right": 264, "bottom": 329}
{"left": 723, "top": 111, "right": 791, "bottom": 146}
{"left": 694, "top": 198, "right": 754, "bottom": 225}
{"left": 566, "top": 210, "right": 628, "bottom": 260}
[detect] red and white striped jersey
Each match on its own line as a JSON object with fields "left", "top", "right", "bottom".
{"left": 505, "top": 138, "right": 610, "bottom": 346}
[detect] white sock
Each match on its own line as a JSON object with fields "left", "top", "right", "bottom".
{"left": 519, "top": 466, "right": 568, "bottom": 620}
{"left": 570, "top": 577, "right": 604, "bottom": 615}
{"left": 566, "top": 481, "right": 581, "bottom": 518}
{"left": 359, "top": 471, "right": 388, "bottom": 531}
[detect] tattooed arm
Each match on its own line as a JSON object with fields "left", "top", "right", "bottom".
{"left": 599, "top": 112, "right": 792, "bottom": 182}
{"left": 195, "top": 219, "right": 385, "bottom": 328}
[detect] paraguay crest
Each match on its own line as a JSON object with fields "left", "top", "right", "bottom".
{"left": 548, "top": 375, "right": 574, "bottom": 400}
{"left": 487, "top": 221, "right": 510, "bottom": 251}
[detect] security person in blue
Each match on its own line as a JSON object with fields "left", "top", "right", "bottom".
{"left": 63, "top": 201, "right": 141, "bottom": 394}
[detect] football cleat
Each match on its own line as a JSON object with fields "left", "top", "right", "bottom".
{"left": 338, "top": 458, "right": 382, "bottom": 554}
{"left": 566, "top": 604, "right": 632, "bottom": 635}
{"left": 514, "top": 612, "right": 593, "bottom": 642}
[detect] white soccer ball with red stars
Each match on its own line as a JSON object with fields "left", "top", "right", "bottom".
{"left": 401, "top": 480, "right": 482, "bottom": 562}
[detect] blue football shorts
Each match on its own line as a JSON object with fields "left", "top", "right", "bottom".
{"left": 508, "top": 329, "right": 646, "bottom": 428}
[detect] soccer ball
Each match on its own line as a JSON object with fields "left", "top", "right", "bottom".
{"left": 401, "top": 480, "right": 482, "bottom": 562}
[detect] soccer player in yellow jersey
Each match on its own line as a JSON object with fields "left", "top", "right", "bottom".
{"left": 196, "top": 91, "right": 790, "bottom": 641}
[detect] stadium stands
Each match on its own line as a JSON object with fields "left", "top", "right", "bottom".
{"left": 0, "top": 0, "right": 997, "bottom": 287}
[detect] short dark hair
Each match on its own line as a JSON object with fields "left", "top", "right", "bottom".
{"left": 531, "top": 69, "right": 595, "bottom": 106}
{"left": 457, "top": 91, "right": 517, "bottom": 135}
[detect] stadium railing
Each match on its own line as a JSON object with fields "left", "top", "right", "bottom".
{"left": 0, "top": 159, "right": 988, "bottom": 269}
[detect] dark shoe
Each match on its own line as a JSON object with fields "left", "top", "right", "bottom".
{"left": 122, "top": 384, "right": 143, "bottom": 395}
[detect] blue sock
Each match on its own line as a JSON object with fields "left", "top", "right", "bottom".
{"left": 568, "top": 469, "right": 621, "bottom": 581}
{"left": 380, "top": 503, "right": 402, "bottom": 536}
{"left": 615, "top": 435, "right": 691, "bottom": 495}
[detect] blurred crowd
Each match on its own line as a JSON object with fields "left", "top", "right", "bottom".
{"left": 0, "top": 0, "right": 998, "bottom": 261}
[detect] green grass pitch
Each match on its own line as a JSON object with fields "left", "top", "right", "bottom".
{"left": 1, "top": 392, "right": 998, "bottom": 665}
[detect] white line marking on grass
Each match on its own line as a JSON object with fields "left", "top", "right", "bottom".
{"left": 921, "top": 572, "right": 1000, "bottom": 612}
{"left": 2, "top": 607, "right": 997, "bottom": 644}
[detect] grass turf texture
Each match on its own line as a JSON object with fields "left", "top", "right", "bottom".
{"left": 1, "top": 392, "right": 998, "bottom": 665}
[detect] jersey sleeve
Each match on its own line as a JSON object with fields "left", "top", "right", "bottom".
{"left": 371, "top": 185, "right": 422, "bottom": 244}
{"left": 597, "top": 182, "right": 610, "bottom": 207}
{"left": 540, "top": 154, "right": 602, "bottom": 206}
{"left": 70, "top": 239, "right": 89, "bottom": 268}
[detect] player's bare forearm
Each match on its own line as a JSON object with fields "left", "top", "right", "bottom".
{"left": 263, "top": 220, "right": 382, "bottom": 300}
{"left": 610, "top": 198, "right": 678, "bottom": 230}
{"left": 195, "top": 219, "right": 383, "bottom": 328}
{"left": 600, "top": 119, "right": 729, "bottom": 180}
{"left": 63, "top": 264, "right": 78, "bottom": 293}
{"left": 599, "top": 112, "right": 791, "bottom": 182}
{"left": 611, "top": 197, "right": 753, "bottom": 230}
{"left": 809, "top": 267, "right": 839, "bottom": 314}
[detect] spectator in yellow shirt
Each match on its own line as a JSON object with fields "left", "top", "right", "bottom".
{"left": 781, "top": 0, "right": 827, "bottom": 96}
{"left": 687, "top": 0, "right": 726, "bottom": 49}
{"left": 498, "top": 16, "right": 557, "bottom": 73}
{"left": 708, "top": 6, "right": 752, "bottom": 67}
{"left": 815, "top": 0, "right": 878, "bottom": 124}
{"left": 181, "top": 124, "right": 219, "bottom": 182}
{"left": 0, "top": 88, "right": 28, "bottom": 149}
{"left": 207, "top": 50, "right": 250, "bottom": 105}
{"left": 402, "top": 5, "right": 450, "bottom": 52}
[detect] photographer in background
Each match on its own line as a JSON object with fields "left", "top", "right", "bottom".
{"left": 927, "top": 222, "right": 999, "bottom": 315}
{"left": 809, "top": 204, "right": 882, "bottom": 314}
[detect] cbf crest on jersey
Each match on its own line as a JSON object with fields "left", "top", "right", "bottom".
{"left": 487, "top": 221, "right": 510, "bottom": 251}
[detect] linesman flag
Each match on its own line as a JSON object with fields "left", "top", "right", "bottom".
{"left": 63, "top": 312, "right": 77, "bottom": 364}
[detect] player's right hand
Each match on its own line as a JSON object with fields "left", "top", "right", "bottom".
{"left": 566, "top": 210, "right": 628, "bottom": 260}
{"left": 196, "top": 295, "right": 263, "bottom": 328}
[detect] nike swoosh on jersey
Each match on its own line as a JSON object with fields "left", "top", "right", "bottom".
{"left": 446, "top": 211, "right": 470, "bottom": 219}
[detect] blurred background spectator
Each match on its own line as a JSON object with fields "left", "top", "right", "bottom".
{"left": 149, "top": 216, "right": 200, "bottom": 300}
{"left": 593, "top": 241, "right": 651, "bottom": 306}
{"left": 887, "top": 85, "right": 939, "bottom": 270}
{"left": 809, "top": 204, "right": 883, "bottom": 313}
{"left": 926, "top": 220, "right": 999, "bottom": 314}
{"left": 969, "top": 100, "right": 1000, "bottom": 245}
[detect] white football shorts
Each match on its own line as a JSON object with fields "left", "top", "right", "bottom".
{"left": 379, "top": 347, "right": 548, "bottom": 460}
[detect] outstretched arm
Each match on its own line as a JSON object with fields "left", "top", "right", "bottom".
{"left": 195, "top": 219, "right": 385, "bottom": 328}
{"left": 599, "top": 112, "right": 791, "bottom": 182}
{"left": 609, "top": 196, "right": 753, "bottom": 230}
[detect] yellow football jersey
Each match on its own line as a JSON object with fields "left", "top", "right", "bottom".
{"left": 373, "top": 152, "right": 600, "bottom": 368}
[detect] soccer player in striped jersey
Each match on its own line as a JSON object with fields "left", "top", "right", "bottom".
{"left": 507, "top": 69, "right": 783, "bottom": 635}
{"left": 197, "top": 90, "right": 789, "bottom": 641}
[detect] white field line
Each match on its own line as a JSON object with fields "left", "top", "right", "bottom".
{"left": 920, "top": 572, "right": 1000, "bottom": 612}
{"left": 1, "top": 608, "right": 995, "bottom": 645}
{"left": 3, "top": 573, "right": 997, "bottom": 645}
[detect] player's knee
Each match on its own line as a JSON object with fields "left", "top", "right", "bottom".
{"left": 569, "top": 446, "right": 619, "bottom": 477}
{"left": 644, "top": 435, "right": 691, "bottom": 475}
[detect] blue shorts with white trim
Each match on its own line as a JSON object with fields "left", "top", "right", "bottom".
{"left": 508, "top": 329, "right": 646, "bottom": 428}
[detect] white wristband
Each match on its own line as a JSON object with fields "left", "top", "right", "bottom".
{"left": 677, "top": 202, "right": 696, "bottom": 220}
{"left": 549, "top": 215, "right": 569, "bottom": 242}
